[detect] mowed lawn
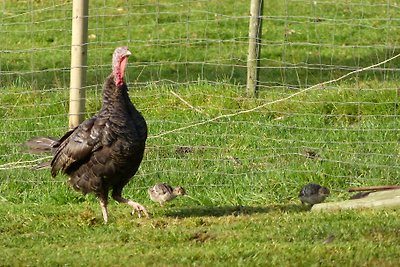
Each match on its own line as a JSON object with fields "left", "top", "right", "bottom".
{"left": 1, "top": 202, "right": 400, "bottom": 266}
{"left": 1, "top": 0, "right": 400, "bottom": 266}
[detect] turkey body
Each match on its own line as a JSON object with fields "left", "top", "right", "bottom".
{"left": 26, "top": 47, "right": 148, "bottom": 223}
{"left": 53, "top": 75, "right": 147, "bottom": 199}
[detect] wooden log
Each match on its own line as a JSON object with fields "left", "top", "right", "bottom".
{"left": 312, "top": 189, "right": 400, "bottom": 212}
{"left": 348, "top": 185, "right": 400, "bottom": 192}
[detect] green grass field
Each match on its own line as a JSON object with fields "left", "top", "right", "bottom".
{"left": 1, "top": 1, "right": 400, "bottom": 266}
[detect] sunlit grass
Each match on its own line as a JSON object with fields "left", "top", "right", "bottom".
{"left": 1, "top": 202, "right": 399, "bottom": 266}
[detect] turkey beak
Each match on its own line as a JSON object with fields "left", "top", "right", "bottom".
{"left": 125, "top": 50, "right": 132, "bottom": 57}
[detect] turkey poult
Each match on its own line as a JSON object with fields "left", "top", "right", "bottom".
{"left": 25, "top": 47, "right": 148, "bottom": 223}
{"left": 148, "top": 183, "right": 186, "bottom": 206}
{"left": 299, "top": 183, "right": 330, "bottom": 205}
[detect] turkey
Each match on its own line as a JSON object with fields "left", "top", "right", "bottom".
{"left": 25, "top": 47, "right": 148, "bottom": 223}
{"left": 148, "top": 183, "right": 186, "bottom": 206}
{"left": 298, "top": 183, "right": 330, "bottom": 206}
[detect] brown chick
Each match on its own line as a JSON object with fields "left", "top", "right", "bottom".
{"left": 148, "top": 183, "right": 186, "bottom": 207}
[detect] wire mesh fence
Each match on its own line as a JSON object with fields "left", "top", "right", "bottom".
{"left": 1, "top": 0, "right": 400, "bottom": 203}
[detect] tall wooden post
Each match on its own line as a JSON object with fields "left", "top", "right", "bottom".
{"left": 246, "top": 0, "right": 263, "bottom": 97}
{"left": 69, "top": 0, "right": 89, "bottom": 129}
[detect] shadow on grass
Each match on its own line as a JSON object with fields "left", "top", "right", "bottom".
{"left": 164, "top": 203, "right": 310, "bottom": 218}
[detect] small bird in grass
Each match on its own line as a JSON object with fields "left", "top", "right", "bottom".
{"left": 299, "top": 183, "right": 330, "bottom": 205}
{"left": 148, "top": 183, "right": 186, "bottom": 206}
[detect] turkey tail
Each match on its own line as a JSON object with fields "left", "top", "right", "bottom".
{"left": 33, "top": 161, "right": 51, "bottom": 170}
{"left": 23, "top": 136, "right": 59, "bottom": 154}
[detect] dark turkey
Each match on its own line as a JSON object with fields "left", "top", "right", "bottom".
{"left": 25, "top": 47, "right": 148, "bottom": 223}
{"left": 299, "top": 183, "right": 330, "bottom": 206}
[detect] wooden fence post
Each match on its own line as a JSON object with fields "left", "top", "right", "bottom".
{"left": 246, "top": 0, "right": 264, "bottom": 97}
{"left": 69, "top": 0, "right": 89, "bottom": 129}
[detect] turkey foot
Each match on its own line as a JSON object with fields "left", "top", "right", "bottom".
{"left": 128, "top": 201, "right": 149, "bottom": 218}
{"left": 113, "top": 195, "right": 149, "bottom": 218}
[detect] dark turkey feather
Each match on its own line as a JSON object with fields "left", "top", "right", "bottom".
{"left": 23, "top": 136, "right": 60, "bottom": 154}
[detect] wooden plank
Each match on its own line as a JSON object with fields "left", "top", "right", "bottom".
{"left": 311, "top": 189, "right": 400, "bottom": 212}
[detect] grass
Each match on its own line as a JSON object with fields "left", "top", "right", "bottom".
{"left": 1, "top": 203, "right": 400, "bottom": 266}
{"left": 2, "top": 83, "right": 400, "bottom": 265}
{"left": 1, "top": 0, "right": 400, "bottom": 266}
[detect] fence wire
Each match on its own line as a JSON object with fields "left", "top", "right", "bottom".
{"left": 1, "top": 1, "right": 400, "bottom": 201}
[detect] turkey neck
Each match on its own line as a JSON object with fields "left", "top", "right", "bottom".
{"left": 103, "top": 75, "right": 133, "bottom": 108}
{"left": 100, "top": 74, "right": 147, "bottom": 142}
{"left": 101, "top": 74, "right": 142, "bottom": 121}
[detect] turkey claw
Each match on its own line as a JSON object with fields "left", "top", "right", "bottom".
{"left": 130, "top": 203, "right": 149, "bottom": 218}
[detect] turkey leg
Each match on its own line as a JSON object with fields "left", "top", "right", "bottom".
{"left": 112, "top": 195, "right": 149, "bottom": 218}
{"left": 99, "top": 197, "right": 109, "bottom": 224}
